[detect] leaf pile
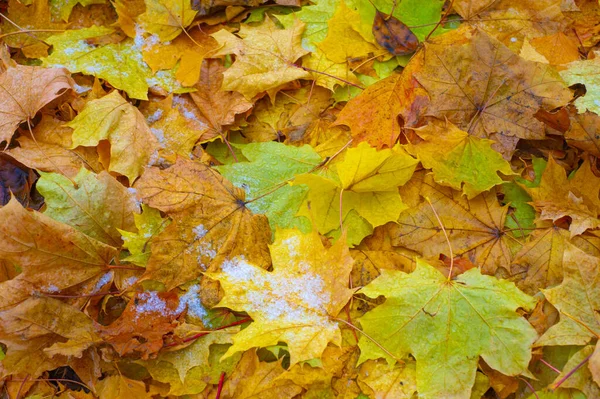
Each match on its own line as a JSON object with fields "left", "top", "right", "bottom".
{"left": 0, "top": 0, "right": 600, "bottom": 398}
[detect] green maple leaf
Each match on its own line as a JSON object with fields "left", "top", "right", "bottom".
{"left": 37, "top": 168, "right": 138, "bottom": 247}
{"left": 358, "top": 259, "right": 537, "bottom": 399}
{"left": 42, "top": 26, "right": 188, "bottom": 100}
{"left": 118, "top": 204, "right": 170, "bottom": 266}
{"left": 216, "top": 142, "right": 322, "bottom": 232}
{"left": 407, "top": 121, "right": 515, "bottom": 199}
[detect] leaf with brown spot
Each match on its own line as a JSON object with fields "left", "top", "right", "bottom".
{"left": 372, "top": 8, "right": 418, "bottom": 56}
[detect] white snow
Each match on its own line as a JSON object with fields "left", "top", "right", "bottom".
{"left": 134, "top": 291, "right": 169, "bottom": 319}
{"left": 175, "top": 284, "right": 209, "bottom": 322}
{"left": 147, "top": 108, "right": 164, "bottom": 123}
{"left": 193, "top": 224, "right": 208, "bottom": 239}
{"left": 282, "top": 236, "right": 300, "bottom": 258}
{"left": 43, "top": 284, "right": 60, "bottom": 293}
{"left": 220, "top": 257, "right": 334, "bottom": 326}
{"left": 93, "top": 272, "right": 112, "bottom": 293}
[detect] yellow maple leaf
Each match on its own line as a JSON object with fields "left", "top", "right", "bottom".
{"left": 317, "top": 0, "right": 379, "bottom": 64}
{"left": 208, "top": 229, "right": 355, "bottom": 365}
{"left": 138, "top": 0, "right": 197, "bottom": 42}
{"left": 66, "top": 90, "right": 159, "bottom": 182}
{"left": 210, "top": 17, "right": 310, "bottom": 100}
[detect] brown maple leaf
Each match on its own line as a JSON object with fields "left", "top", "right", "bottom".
{"left": 0, "top": 65, "right": 73, "bottom": 144}
{"left": 135, "top": 158, "right": 271, "bottom": 290}
{"left": 412, "top": 25, "right": 572, "bottom": 157}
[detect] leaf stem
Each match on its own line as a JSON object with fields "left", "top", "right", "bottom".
{"left": 164, "top": 316, "right": 252, "bottom": 348}
{"left": 553, "top": 352, "right": 593, "bottom": 389}
{"left": 539, "top": 358, "right": 561, "bottom": 374}
{"left": 333, "top": 317, "right": 402, "bottom": 364}
{"left": 296, "top": 65, "right": 365, "bottom": 90}
{"left": 425, "top": 196, "right": 454, "bottom": 280}
{"left": 215, "top": 371, "right": 226, "bottom": 399}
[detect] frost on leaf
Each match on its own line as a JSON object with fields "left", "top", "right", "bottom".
{"left": 135, "top": 158, "right": 271, "bottom": 289}
{"left": 209, "top": 229, "right": 354, "bottom": 365}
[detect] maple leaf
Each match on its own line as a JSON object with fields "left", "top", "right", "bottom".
{"left": 36, "top": 168, "right": 137, "bottom": 246}
{"left": 332, "top": 60, "right": 429, "bottom": 148}
{"left": 407, "top": 120, "right": 515, "bottom": 198}
{"left": 217, "top": 141, "right": 322, "bottom": 231}
{"left": 144, "top": 97, "right": 210, "bottom": 162}
{"left": 317, "top": 0, "right": 379, "bottom": 64}
{"left": 509, "top": 227, "right": 600, "bottom": 295}
{"left": 524, "top": 157, "right": 600, "bottom": 238}
{"left": 0, "top": 297, "right": 102, "bottom": 378}
{"left": 536, "top": 244, "right": 600, "bottom": 347}
{"left": 140, "top": 331, "right": 240, "bottom": 395}
{"left": 2, "top": 0, "right": 65, "bottom": 58}
{"left": 43, "top": 26, "right": 185, "bottom": 100}
{"left": 6, "top": 115, "right": 100, "bottom": 178}
{"left": 189, "top": 59, "right": 253, "bottom": 132}
{"left": 142, "top": 29, "right": 218, "bottom": 87}
{"left": 566, "top": 111, "right": 600, "bottom": 157}
{"left": 391, "top": 172, "right": 514, "bottom": 275}
{"left": 65, "top": 90, "right": 158, "bottom": 182}
{"left": 560, "top": 54, "right": 600, "bottom": 115}
{"left": 413, "top": 25, "right": 572, "bottom": 157}
{"left": 97, "top": 290, "right": 183, "bottom": 359}
{"left": 0, "top": 198, "right": 118, "bottom": 308}
{"left": 294, "top": 142, "right": 418, "bottom": 244}
{"left": 138, "top": 0, "right": 197, "bottom": 42}
{"left": 529, "top": 32, "right": 581, "bottom": 66}
{"left": 210, "top": 17, "right": 310, "bottom": 100}
{"left": 0, "top": 65, "right": 73, "bottom": 144}
{"left": 135, "top": 158, "right": 271, "bottom": 289}
{"left": 453, "top": 0, "right": 566, "bottom": 49}
{"left": 358, "top": 259, "right": 537, "bottom": 399}
{"left": 208, "top": 228, "right": 354, "bottom": 365}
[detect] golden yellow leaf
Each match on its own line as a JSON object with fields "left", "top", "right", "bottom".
{"left": 210, "top": 17, "right": 310, "bottom": 100}
{"left": 209, "top": 229, "right": 354, "bottom": 365}
{"left": 66, "top": 90, "right": 159, "bottom": 182}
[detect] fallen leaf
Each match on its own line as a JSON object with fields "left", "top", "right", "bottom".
{"left": 358, "top": 259, "right": 537, "bottom": 398}
{"left": 0, "top": 65, "right": 73, "bottom": 144}
{"left": 413, "top": 26, "right": 572, "bottom": 157}
{"left": 138, "top": 0, "right": 198, "bottom": 42}
{"left": 135, "top": 158, "right": 271, "bottom": 289}
{"left": 408, "top": 120, "right": 515, "bottom": 198}
{"left": 560, "top": 54, "right": 600, "bottom": 115}
{"left": 371, "top": 7, "right": 419, "bottom": 56}
{"left": 208, "top": 228, "right": 354, "bottom": 365}
{"left": 211, "top": 17, "right": 310, "bottom": 100}
{"left": 37, "top": 168, "right": 137, "bottom": 246}
{"left": 536, "top": 244, "right": 600, "bottom": 347}
{"left": 66, "top": 90, "right": 158, "bottom": 182}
